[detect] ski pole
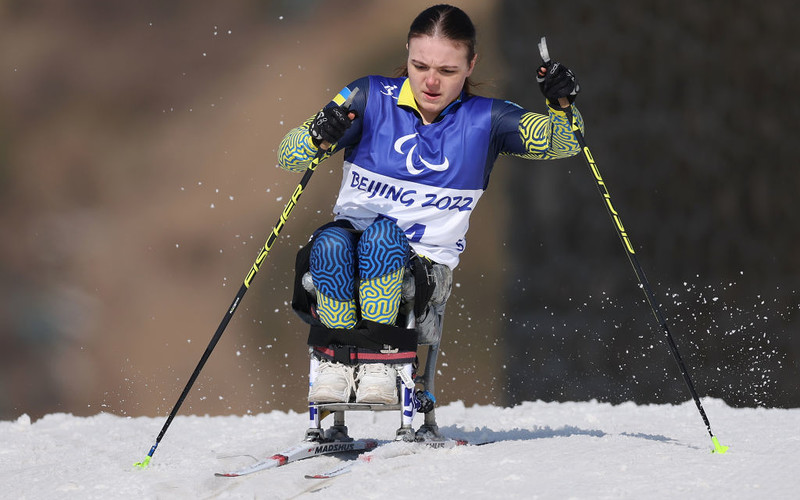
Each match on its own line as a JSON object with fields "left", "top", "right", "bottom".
{"left": 537, "top": 38, "right": 727, "bottom": 454}
{"left": 135, "top": 88, "right": 360, "bottom": 468}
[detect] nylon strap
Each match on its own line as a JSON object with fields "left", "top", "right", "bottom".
{"left": 307, "top": 320, "right": 419, "bottom": 353}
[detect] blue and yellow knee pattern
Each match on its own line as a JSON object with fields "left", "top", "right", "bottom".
{"left": 315, "top": 293, "right": 357, "bottom": 329}
{"left": 357, "top": 219, "right": 409, "bottom": 325}
{"left": 310, "top": 227, "right": 358, "bottom": 328}
{"left": 310, "top": 219, "right": 409, "bottom": 328}
{"left": 359, "top": 267, "right": 405, "bottom": 324}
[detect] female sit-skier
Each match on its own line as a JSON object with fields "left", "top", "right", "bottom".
{"left": 277, "top": 4, "right": 584, "bottom": 440}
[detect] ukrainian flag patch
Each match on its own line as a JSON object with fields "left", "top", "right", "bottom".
{"left": 332, "top": 86, "right": 352, "bottom": 106}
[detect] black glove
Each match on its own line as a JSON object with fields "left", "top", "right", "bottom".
{"left": 537, "top": 61, "right": 580, "bottom": 107}
{"left": 308, "top": 105, "right": 355, "bottom": 148}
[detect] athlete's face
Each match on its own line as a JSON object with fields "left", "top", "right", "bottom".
{"left": 407, "top": 35, "right": 476, "bottom": 124}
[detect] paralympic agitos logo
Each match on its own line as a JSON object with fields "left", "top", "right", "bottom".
{"left": 393, "top": 133, "right": 450, "bottom": 175}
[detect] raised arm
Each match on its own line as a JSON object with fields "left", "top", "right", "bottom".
{"left": 277, "top": 78, "right": 368, "bottom": 173}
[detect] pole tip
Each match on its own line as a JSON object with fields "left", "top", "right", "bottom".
{"left": 711, "top": 436, "right": 729, "bottom": 454}
{"left": 135, "top": 444, "right": 157, "bottom": 468}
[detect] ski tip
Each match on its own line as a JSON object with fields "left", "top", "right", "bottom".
{"left": 214, "top": 472, "right": 240, "bottom": 478}
{"left": 711, "top": 436, "right": 729, "bottom": 454}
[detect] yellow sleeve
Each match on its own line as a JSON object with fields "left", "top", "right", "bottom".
{"left": 509, "top": 104, "right": 585, "bottom": 160}
{"left": 276, "top": 115, "right": 318, "bottom": 173}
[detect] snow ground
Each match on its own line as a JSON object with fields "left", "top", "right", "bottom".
{"left": 1, "top": 399, "right": 797, "bottom": 499}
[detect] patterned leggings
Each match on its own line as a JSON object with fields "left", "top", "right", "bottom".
{"left": 310, "top": 218, "right": 409, "bottom": 329}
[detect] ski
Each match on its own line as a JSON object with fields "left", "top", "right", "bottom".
{"left": 305, "top": 438, "right": 468, "bottom": 479}
{"left": 215, "top": 438, "right": 378, "bottom": 477}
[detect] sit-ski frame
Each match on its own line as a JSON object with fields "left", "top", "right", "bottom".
{"left": 306, "top": 303, "right": 446, "bottom": 442}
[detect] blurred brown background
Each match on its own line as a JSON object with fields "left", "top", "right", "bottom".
{"left": 1, "top": 0, "right": 797, "bottom": 422}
